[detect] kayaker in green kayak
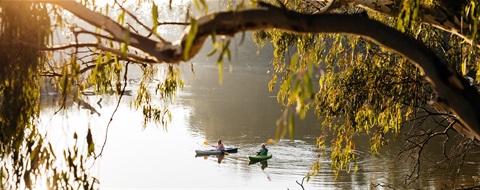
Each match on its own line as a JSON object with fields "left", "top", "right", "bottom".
{"left": 256, "top": 143, "right": 268, "bottom": 155}
{"left": 249, "top": 144, "right": 272, "bottom": 162}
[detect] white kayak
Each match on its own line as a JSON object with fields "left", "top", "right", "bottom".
{"left": 195, "top": 147, "right": 239, "bottom": 155}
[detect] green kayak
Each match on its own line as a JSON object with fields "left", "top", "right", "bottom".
{"left": 248, "top": 154, "right": 272, "bottom": 162}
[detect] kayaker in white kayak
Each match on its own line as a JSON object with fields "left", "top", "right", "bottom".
{"left": 257, "top": 143, "right": 268, "bottom": 155}
{"left": 213, "top": 139, "right": 225, "bottom": 151}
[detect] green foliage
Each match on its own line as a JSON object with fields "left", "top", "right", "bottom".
{"left": 193, "top": 0, "right": 208, "bottom": 14}
{"left": 397, "top": 0, "right": 421, "bottom": 32}
{"left": 0, "top": 2, "right": 97, "bottom": 189}
{"left": 1, "top": 1, "right": 184, "bottom": 189}
{"left": 131, "top": 65, "right": 183, "bottom": 129}
{"left": 0, "top": 2, "right": 49, "bottom": 189}
{"left": 216, "top": 40, "right": 232, "bottom": 84}
{"left": 151, "top": 3, "right": 161, "bottom": 39}
{"left": 465, "top": 1, "right": 480, "bottom": 48}
{"left": 3, "top": 0, "right": 480, "bottom": 189}
{"left": 184, "top": 17, "right": 198, "bottom": 61}
{"left": 253, "top": 0, "right": 460, "bottom": 180}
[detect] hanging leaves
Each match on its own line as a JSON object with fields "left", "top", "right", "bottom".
{"left": 184, "top": 17, "right": 198, "bottom": 60}
{"left": 151, "top": 2, "right": 161, "bottom": 40}
{"left": 87, "top": 128, "right": 95, "bottom": 157}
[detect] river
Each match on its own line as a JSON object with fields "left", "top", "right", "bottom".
{"left": 38, "top": 59, "right": 480, "bottom": 189}
{"left": 36, "top": 1, "right": 480, "bottom": 188}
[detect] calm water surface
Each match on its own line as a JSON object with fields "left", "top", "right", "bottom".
{"left": 36, "top": 1, "right": 480, "bottom": 189}
{"left": 39, "top": 65, "right": 480, "bottom": 189}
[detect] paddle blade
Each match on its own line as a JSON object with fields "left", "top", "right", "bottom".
{"left": 204, "top": 141, "right": 209, "bottom": 146}
{"left": 267, "top": 139, "right": 273, "bottom": 144}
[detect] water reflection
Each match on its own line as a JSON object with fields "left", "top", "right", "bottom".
{"left": 37, "top": 59, "right": 480, "bottom": 189}
{"left": 33, "top": 1, "right": 480, "bottom": 188}
{"left": 249, "top": 160, "right": 271, "bottom": 182}
{"left": 216, "top": 154, "right": 225, "bottom": 164}
{"left": 195, "top": 150, "right": 238, "bottom": 164}
{"left": 194, "top": 154, "right": 225, "bottom": 164}
{"left": 249, "top": 160, "right": 268, "bottom": 170}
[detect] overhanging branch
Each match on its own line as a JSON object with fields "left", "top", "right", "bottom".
{"left": 48, "top": 1, "right": 480, "bottom": 140}
{"left": 172, "top": 3, "right": 480, "bottom": 140}
{"left": 324, "top": 0, "right": 479, "bottom": 49}
{"left": 46, "top": 0, "right": 174, "bottom": 62}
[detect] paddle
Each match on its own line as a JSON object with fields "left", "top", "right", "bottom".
{"left": 267, "top": 139, "right": 273, "bottom": 144}
{"left": 204, "top": 141, "right": 229, "bottom": 155}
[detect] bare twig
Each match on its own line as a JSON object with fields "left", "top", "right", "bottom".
{"left": 94, "top": 62, "right": 130, "bottom": 159}
{"left": 372, "top": 183, "right": 397, "bottom": 190}
{"left": 158, "top": 21, "right": 190, "bottom": 26}
{"left": 113, "top": 0, "right": 167, "bottom": 43}
{"left": 295, "top": 177, "right": 306, "bottom": 190}
{"left": 15, "top": 41, "right": 99, "bottom": 51}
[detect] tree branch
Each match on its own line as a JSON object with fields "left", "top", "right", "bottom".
{"left": 113, "top": 0, "right": 167, "bottom": 42}
{"left": 173, "top": 4, "right": 480, "bottom": 140}
{"left": 428, "top": 101, "right": 478, "bottom": 139}
{"left": 47, "top": 1, "right": 480, "bottom": 140}
{"left": 16, "top": 41, "right": 99, "bottom": 51}
{"left": 333, "top": 0, "right": 480, "bottom": 49}
{"left": 18, "top": 39, "right": 158, "bottom": 64}
{"left": 46, "top": 0, "right": 174, "bottom": 62}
